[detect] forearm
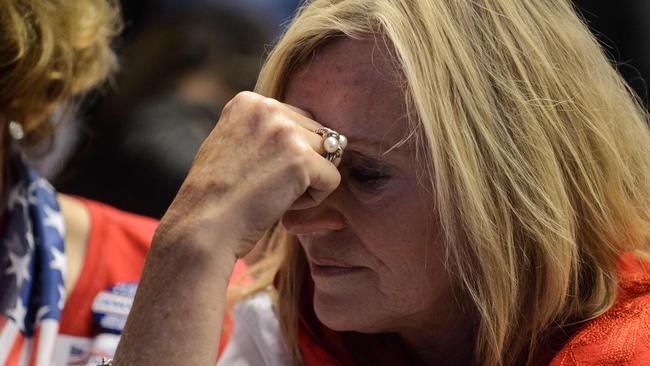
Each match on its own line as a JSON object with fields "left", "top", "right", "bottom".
{"left": 112, "top": 92, "right": 340, "bottom": 364}
{"left": 113, "top": 233, "right": 237, "bottom": 365}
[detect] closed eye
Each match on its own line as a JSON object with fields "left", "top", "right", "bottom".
{"left": 349, "top": 168, "right": 389, "bottom": 185}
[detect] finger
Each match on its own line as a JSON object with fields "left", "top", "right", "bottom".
{"left": 273, "top": 101, "right": 344, "bottom": 167}
{"left": 295, "top": 125, "right": 325, "bottom": 155}
{"left": 288, "top": 150, "right": 341, "bottom": 210}
{"left": 266, "top": 98, "right": 345, "bottom": 168}
{"left": 281, "top": 102, "right": 314, "bottom": 120}
{"left": 267, "top": 98, "right": 323, "bottom": 132}
{"left": 295, "top": 127, "right": 345, "bottom": 169}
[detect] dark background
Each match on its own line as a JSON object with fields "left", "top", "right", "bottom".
{"left": 51, "top": 0, "right": 649, "bottom": 219}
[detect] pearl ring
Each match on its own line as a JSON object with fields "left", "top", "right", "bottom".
{"left": 314, "top": 127, "right": 347, "bottom": 162}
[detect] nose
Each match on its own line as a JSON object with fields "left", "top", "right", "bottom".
{"left": 281, "top": 205, "right": 346, "bottom": 235}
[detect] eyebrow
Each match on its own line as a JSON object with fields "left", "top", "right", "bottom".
{"left": 343, "top": 124, "right": 416, "bottom": 149}
{"left": 345, "top": 148, "right": 397, "bottom": 165}
{"left": 346, "top": 135, "right": 413, "bottom": 159}
{"left": 342, "top": 150, "right": 390, "bottom": 167}
{"left": 346, "top": 135, "right": 382, "bottom": 146}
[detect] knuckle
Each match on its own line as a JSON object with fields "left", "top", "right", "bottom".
{"left": 234, "top": 90, "right": 259, "bottom": 104}
{"left": 221, "top": 100, "right": 233, "bottom": 117}
{"left": 261, "top": 97, "right": 282, "bottom": 113}
{"left": 267, "top": 119, "right": 297, "bottom": 145}
{"left": 249, "top": 100, "right": 271, "bottom": 120}
{"left": 222, "top": 91, "right": 264, "bottom": 123}
{"left": 236, "top": 95, "right": 270, "bottom": 131}
{"left": 235, "top": 91, "right": 265, "bottom": 113}
{"left": 221, "top": 99, "right": 233, "bottom": 114}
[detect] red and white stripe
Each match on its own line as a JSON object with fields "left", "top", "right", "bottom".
{"left": 0, "top": 316, "right": 59, "bottom": 366}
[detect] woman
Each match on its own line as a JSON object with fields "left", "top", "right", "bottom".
{"left": 0, "top": 1, "right": 159, "bottom": 364}
{"left": 115, "top": 0, "right": 650, "bottom": 365}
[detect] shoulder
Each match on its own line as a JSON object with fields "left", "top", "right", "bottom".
{"left": 59, "top": 196, "right": 158, "bottom": 336}
{"left": 71, "top": 195, "right": 158, "bottom": 285}
{"left": 550, "top": 252, "right": 650, "bottom": 365}
{"left": 75, "top": 196, "right": 158, "bottom": 240}
{"left": 218, "top": 292, "right": 291, "bottom": 366}
{"left": 64, "top": 195, "right": 158, "bottom": 270}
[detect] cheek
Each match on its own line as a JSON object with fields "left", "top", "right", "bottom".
{"left": 367, "top": 236, "right": 447, "bottom": 318}
{"left": 313, "top": 176, "right": 450, "bottom": 332}
{"left": 349, "top": 182, "right": 446, "bottom": 311}
{"left": 352, "top": 179, "right": 438, "bottom": 268}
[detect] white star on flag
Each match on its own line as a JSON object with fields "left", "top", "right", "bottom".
{"left": 36, "top": 177, "right": 55, "bottom": 194}
{"left": 7, "top": 185, "right": 26, "bottom": 209}
{"left": 5, "top": 250, "right": 31, "bottom": 288}
{"left": 49, "top": 245, "right": 66, "bottom": 278}
{"left": 58, "top": 285, "right": 66, "bottom": 310}
{"left": 27, "top": 177, "right": 55, "bottom": 204}
{"left": 7, "top": 297, "right": 27, "bottom": 332}
{"left": 43, "top": 205, "right": 65, "bottom": 238}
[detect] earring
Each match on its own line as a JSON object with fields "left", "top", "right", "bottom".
{"left": 8, "top": 121, "right": 24, "bottom": 141}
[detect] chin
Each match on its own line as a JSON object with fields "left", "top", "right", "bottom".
{"left": 312, "top": 288, "right": 387, "bottom": 333}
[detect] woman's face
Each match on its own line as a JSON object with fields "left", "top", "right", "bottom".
{"left": 282, "top": 38, "right": 454, "bottom": 336}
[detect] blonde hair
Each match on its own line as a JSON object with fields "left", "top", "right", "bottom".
{"left": 0, "top": 0, "right": 121, "bottom": 144}
{"left": 251, "top": 0, "right": 650, "bottom": 365}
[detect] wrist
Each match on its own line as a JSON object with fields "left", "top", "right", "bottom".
{"left": 150, "top": 225, "right": 238, "bottom": 283}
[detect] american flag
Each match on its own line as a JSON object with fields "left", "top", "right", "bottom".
{"left": 0, "top": 153, "right": 66, "bottom": 366}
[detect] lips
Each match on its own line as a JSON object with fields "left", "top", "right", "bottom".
{"left": 309, "top": 257, "right": 367, "bottom": 277}
{"left": 300, "top": 236, "right": 368, "bottom": 278}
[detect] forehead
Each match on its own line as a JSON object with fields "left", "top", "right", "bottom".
{"left": 283, "top": 38, "right": 410, "bottom": 152}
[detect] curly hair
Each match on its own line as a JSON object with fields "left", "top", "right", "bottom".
{"left": 0, "top": 0, "right": 121, "bottom": 144}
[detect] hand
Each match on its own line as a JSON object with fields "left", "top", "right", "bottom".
{"left": 114, "top": 91, "right": 339, "bottom": 365}
{"left": 155, "top": 91, "right": 341, "bottom": 258}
